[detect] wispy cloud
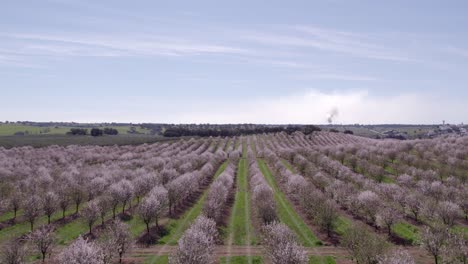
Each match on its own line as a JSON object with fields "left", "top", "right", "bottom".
{"left": 1, "top": 32, "right": 249, "bottom": 59}
{"left": 242, "top": 25, "right": 412, "bottom": 62}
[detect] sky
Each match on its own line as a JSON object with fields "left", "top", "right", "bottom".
{"left": 1, "top": 0, "right": 468, "bottom": 124}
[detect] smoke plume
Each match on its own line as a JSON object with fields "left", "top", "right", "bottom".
{"left": 327, "top": 107, "right": 339, "bottom": 124}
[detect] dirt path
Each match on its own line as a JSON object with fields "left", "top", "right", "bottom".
{"left": 130, "top": 245, "right": 349, "bottom": 257}
{"left": 128, "top": 244, "right": 433, "bottom": 264}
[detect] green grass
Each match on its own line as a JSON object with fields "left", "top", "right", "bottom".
{"left": 224, "top": 138, "right": 232, "bottom": 151}
{"left": 158, "top": 162, "right": 228, "bottom": 245}
{"left": 220, "top": 256, "right": 263, "bottom": 264}
{"left": 257, "top": 159, "right": 322, "bottom": 247}
{"left": 55, "top": 219, "right": 89, "bottom": 245}
{"left": 381, "top": 176, "right": 395, "bottom": 183}
{"left": 0, "top": 207, "right": 76, "bottom": 243}
{"left": 452, "top": 225, "right": 468, "bottom": 237}
{"left": 0, "top": 124, "right": 150, "bottom": 136}
{"left": 227, "top": 158, "right": 256, "bottom": 245}
{"left": 334, "top": 216, "right": 352, "bottom": 236}
{"left": 281, "top": 159, "right": 297, "bottom": 173}
{"left": 392, "top": 222, "right": 419, "bottom": 244}
{"left": 0, "top": 210, "right": 22, "bottom": 222}
{"left": 126, "top": 214, "right": 147, "bottom": 238}
{"left": 143, "top": 255, "right": 169, "bottom": 264}
{"left": 0, "top": 134, "right": 172, "bottom": 148}
{"left": 55, "top": 201, "right": 134, "bottom": 245}
{"left": 384, "top": 165, "right": 397, "bottom": 175}
{"left": 309, "top": 256, "right": 336, "bottom": 264}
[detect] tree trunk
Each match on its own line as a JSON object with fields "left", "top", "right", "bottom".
{"left": 122, "top": 202, "right": 126, "bottom": 214}
{"left": 48, "top": 215, "right": 51, "bottom": 225}
{"left": 75, "top": 203, "right": 79, "bottom": 214}
{"left": 62, "top": 209, "right": 66, "bottom": 219}
{"left": 434, "top": 255, "right": 438, "bottom": 264}
{"left": 30, "top": 221, "right": 34, "bottom": 231}
{"left": 146, "top": 222, "right": 150, "bottom": 234}
{"left": 113, "top": 207, "right": 116, "bottom": 220}
{"left": 42, "top": 251, "right": 46, "bottom": 263}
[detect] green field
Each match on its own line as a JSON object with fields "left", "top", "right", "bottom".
{"left": 0, "top": 124, "right": 149, "bottom": 136}
{"left": 143, "top": 255, "right": 169, "bottom": 264}
{"left": 0, "top": 206, "right": 77, "bottom": 243}
{"left": 227, "top": 149, "right": 256, "bottom": 246}
{"left": 0, "top": 134, "right": 172, "bottom": 148}
{"left": 392, "top": 221, "right": 419, "bottom": 244}
{"left": 257, "top": 159, "right": 322, "bottom": 247}
{"left": 309, "top": 256, "right": 336, "bottom": 264}
{"left": 220, "top": 256, "right": 263, "bottom": 264}
{"left": 0, "top": 123, "right": 165, "bottom": 148}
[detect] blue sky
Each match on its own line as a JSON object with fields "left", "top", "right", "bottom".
{"left": 1, "top": 0, "right": 468, "bottom": 124}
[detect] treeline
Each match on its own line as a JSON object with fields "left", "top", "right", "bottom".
{"left": 160, "top": 124, "right": 321, "bottom": 137}
{"left": 67, "top": 128, "right": 119, "bottom": 136}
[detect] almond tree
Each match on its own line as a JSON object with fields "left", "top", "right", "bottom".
{"left": 203, "top": 166, "right": 234, "bottom": 224}
{"left": 169, "top": 215, "right": 218, "bottom": 264}
{"left": 356, "top": 190, "right": 381, "bottom": 225}
{"left": 24, "top": 195, "right": 42, "bottom": 231}
{"left": 405, "top": 193, "right": 423, "bottom": 222}
{"left": 29, "top": 226, "right": 55, "bottom": 263}
{"left": 57, "top": 187, "right": 70, "bottom": 219}
{"left": 203, "top": 182, "right": 227, "bottom": 222}
{"left": 253, "top": 184, "right": 277, "bottom": 224}
{"left": 149, "top": 186, "right": 169, "bottom": 228}
{"left": 137, "top": 187, "right": 169, "bottom": 234}
{"left": 420, "top": 225, "right": 448, "bottom": 264}
{"left": 70, "top": 183, "right": 86, "bottom": 214}
{"left": 138, "top": 197, "right": 158, "bottom": 234}
{"left": 109, "top": 221, "right": 132, "bottom": 264}
{"left": 116, "top": 180, "right": 134, "bottom": 214}
{"left": 96, "top": 229, "right": 116, "bottom": 264}
{"left": 377, "top": 206, "right": 401, "bottom": 236}
{"left": 82, "top": 200, "right": 101, "bottom": 234}
{"left": 108, "top": 184, "right": 121, "bottom": 220}
{"left": 377, "top": 249, "right": 415, "bottom": 264}
{"left": 8, "top": 190, "right": 23, "bottom": 222}
{"left": 1, "top": 241, "right": 27, "bottom": 264}
{"left": 42, "top": 192, "right": 58, "bottom": 224}
{"left": 436, "top": 201, "right": 461, "bottom": 227}
{"left": 59, "top": 236, "right": 103, "bottom": 264}
{"left": 442, "top": 231, "right": 467, "bottom": 264}
{"left": 96, "top": 195, "right": 111, "bottom": 226}
{"left": 262, "top": 222, "right": 308, "bottom": 264}
{"left": 315, "top": 200, "right": 338, "bottom": 238}
{"left": 341, "top": 224, "right": 388, "bottom": 264}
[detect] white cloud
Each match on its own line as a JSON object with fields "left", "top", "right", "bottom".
{"left": 242, "top": 25, "right": 412, "bottom": 62}
{"left": 168, "top": 90, "right": 467, "bottom": 124}
{"left": 1, "top": 33, "right": 249, "bottom": 58}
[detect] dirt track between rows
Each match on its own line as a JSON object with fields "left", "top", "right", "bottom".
{"left": 131, "top": 245, "right": 349, "bottom": 257}
{"left": 124, "top": 244, "right": 434, "bottom": 264}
